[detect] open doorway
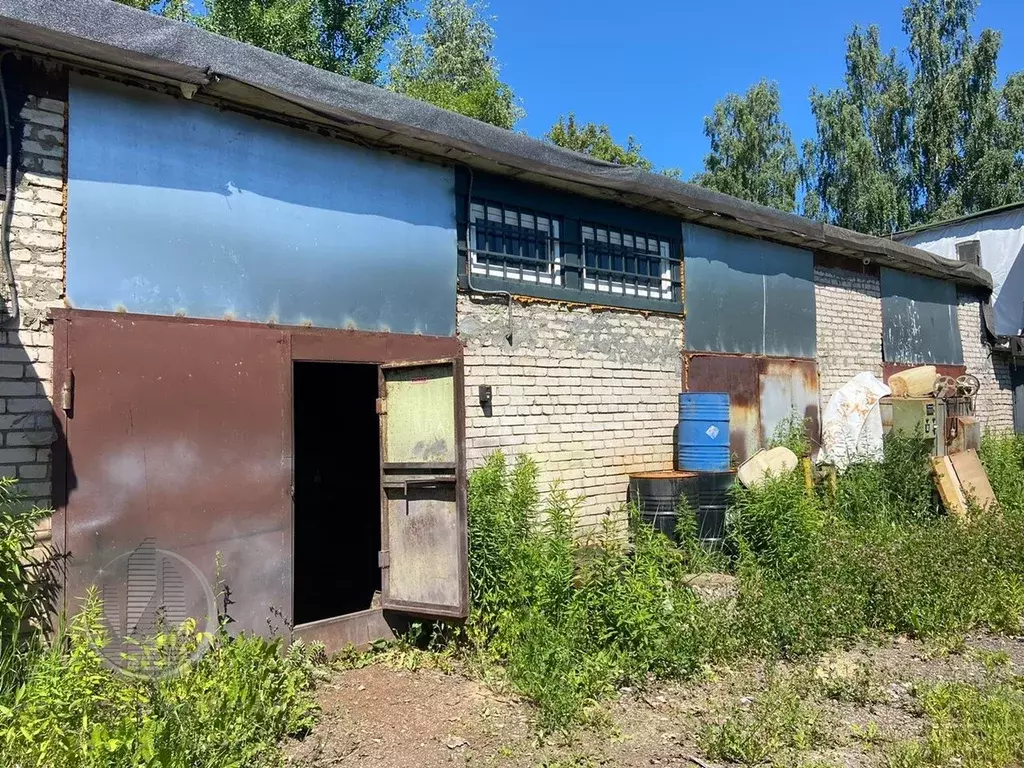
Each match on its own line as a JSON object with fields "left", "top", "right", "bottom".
{"left": 293, "top": 362, "right": 381, "bottom": 625}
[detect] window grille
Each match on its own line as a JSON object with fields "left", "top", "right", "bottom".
{"left": 469, "top": 200, "right": 561, "bottom": 286}
{"left": 581, "top": 224, "right": 679, "bottom": 302}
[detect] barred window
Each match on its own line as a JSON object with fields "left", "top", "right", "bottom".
{"left": 582, "top": 224, "right": 679, "bottom": 301}
{"left": 469, "top": 200, "right": 562, "bottom": 285}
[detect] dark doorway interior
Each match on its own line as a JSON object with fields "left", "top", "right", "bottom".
{"left": 293, "top": 362, "right": 381, "bottom": 625}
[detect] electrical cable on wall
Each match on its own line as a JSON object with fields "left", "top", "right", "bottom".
{"left": 0, "top": 50, "right": 19, "bottom": 322}
{"left": 463, "top": 164, "right": 513, "bottom": 343}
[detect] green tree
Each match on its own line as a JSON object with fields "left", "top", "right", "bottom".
{"left": 389, "top": 0, "right": 522, "bottom": 129}
{"left": 804, "top": 25, "right": 913, "bottom": 233}
{"left": 545, "top": 113, "right": 653, "bottom": 171}
{"left": 694, "top": 79, "right": 800, "bottom": 212}
{"left": 115, "top": 0, "right": 410, "bottom": 84}
{"left": 806, "top": 0, "right": 1024, "bottom": 234}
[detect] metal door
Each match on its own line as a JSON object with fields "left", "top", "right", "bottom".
{"left": 758, "top": 358, "right": 820, "bottom": 448}
{"left": 56, "top": 311, "right": 292, "bottom": 636}
{"left": 379, "top": 360, "right": 468, "bottom": 618}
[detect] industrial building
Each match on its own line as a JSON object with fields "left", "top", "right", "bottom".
{"left": 0, "top": 0, "right": 1011, "bottom": 649}
{"left": 895, "top": 203, "right": 1024, "bottom": 432}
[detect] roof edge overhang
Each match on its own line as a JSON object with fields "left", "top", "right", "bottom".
{"left": 0, "top": 0, "right": 993, "bottom": 291}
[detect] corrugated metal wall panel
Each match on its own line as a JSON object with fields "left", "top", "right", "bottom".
{"left": 66, "top": 75, "right": 457, "bottom": 336}
{"left": 683, "top": 223, "right": 815, "bottom": 357}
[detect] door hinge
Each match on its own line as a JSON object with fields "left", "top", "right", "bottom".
{"left": 60, "top": 369, "right": 74, "bottom": 412}
{"left": 376, "top": 397, "right": 386, "bottom": 415}
{"left": 377, "top": 549, "right": 390, "bottom": 568}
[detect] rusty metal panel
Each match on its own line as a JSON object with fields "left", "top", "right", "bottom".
{"left": 382, "top": 483, "right": 464, "bottom": 616}
{"left": 293, "top": 607, "right": 396, "bottom": 653}
{"left": 758, "top": 358, "right": 821, "bottom": 450}
{"left": 685, "top": 354, "right": 760, "bottom": 463}
{"left": 881, "top": 268, "right": 964, "bottom": 365}
{"left": 62, "top": 311, "right": 291, "bottom": 636}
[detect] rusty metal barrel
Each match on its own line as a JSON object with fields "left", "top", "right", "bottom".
{"left": 628, "top": 469, "right": 735, "bottom": 548}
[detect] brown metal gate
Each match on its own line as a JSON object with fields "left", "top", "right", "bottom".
{"left": 52, "top": 310, "right": 470, "bottom": 644}
{"left": 53, "top": 311, "right": 293, "bottom": 635}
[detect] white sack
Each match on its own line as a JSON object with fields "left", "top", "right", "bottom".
{"left": 820, "top": 372, "right": 891, "bottom": 471}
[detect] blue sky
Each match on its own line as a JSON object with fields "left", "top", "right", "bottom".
{"left": 486, "top": 0, "right": 1024, "bottom": 179}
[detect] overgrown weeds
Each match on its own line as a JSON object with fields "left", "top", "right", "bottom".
{"left": 886, "top": 677, "right": 1024, "bottom": 768}
{"left": 698, "top": 672, "right": 829, "bottom": 765}
{"left": 0, "top": 477, "right": 325, "bottom": 768}
{"left": 0, "top": 592, "right": 324, "bottom": 768}
{"left": 463, "top": 433, "right": 1024, "bottom": 731}
{"left": 465, "top": 453, "right": 722, "bottom": 731}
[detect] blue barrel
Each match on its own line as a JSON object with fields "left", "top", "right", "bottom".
{"left": 678, "top": 392, "right": 730, "bottom": 471}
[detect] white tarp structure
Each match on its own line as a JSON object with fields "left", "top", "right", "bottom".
{"left": 900, "top": 206, "right": 1024, "bottom": 336}
{"left": 820, "top": 373, "right": 892, "bottom": 471}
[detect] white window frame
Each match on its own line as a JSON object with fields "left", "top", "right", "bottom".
{"left": 581, "top": 225, "right": 675, "bottom": 301}
{"left": 469, "top": 201, "right": 562, "bottom": 286}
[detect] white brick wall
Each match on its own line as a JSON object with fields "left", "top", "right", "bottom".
{"left": 813, "top": 263, "right": 1013, "bottom": 431}
{"left": 0, "top": 90, "right": 67, "bottom": 549}
{"left": 958, "top": 292, "right": 1014, "bottom": 432}
{"left": 813, "top": 263, "right": 883, "bottom": 410}
{"left": 458, "top": 294, "right": 682, "bottom": 528}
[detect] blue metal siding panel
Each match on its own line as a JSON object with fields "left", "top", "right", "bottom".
{"left": 683, "top": 224, "right": 815, "bottom": 357}
{"left": 66, "top": 75, "right": 457, "bottom": 336}
{"left": 881, "top": 268, "right": 964, "bottom": 365}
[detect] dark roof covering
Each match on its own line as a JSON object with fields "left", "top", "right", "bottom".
{"left": 893, "top": 201, "right": 1024, "bottom": 241}
{"left": 0, "top": 0, "right": 992, "bottom": 290}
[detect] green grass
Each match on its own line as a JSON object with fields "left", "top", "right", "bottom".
{"left": 886, "top": 678, "right": 1024, "bottom": 768}
{"left": 0, "top": 478, "right": 326, "bottom": 768}
{"left": 698, "top": 673, "right": 829, "bottom": 765}
{"left": 462, "top": 433, "right": 1024, "bottom": 732}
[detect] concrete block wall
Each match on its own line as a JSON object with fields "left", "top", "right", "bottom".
{"left": 0, "top": 88, "right": 66, "bottom": 551}
{"left": 813, "top": 263, "right": 883, "bottom": 410}
{"left": 458, "top": 294, "right": 682, "bottom": 529}
{"left": 958, "top": 293, "right": 1014, "bottom": 432}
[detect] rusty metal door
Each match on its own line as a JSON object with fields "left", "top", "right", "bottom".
{"left": 58, "top": 312, "right": 292, "bottom": 635}
{"left": 379, "top": 360, "right": 468, "bottom": 618}
{"left": 686, "top": 354, "right": 760, "bottom": 462}
{"left": 758, "top": 359, "right": 821, "bottom": 449}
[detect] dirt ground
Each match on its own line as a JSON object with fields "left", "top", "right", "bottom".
{"left": 283, "top": 632, "right": 1024, "bottom": 767}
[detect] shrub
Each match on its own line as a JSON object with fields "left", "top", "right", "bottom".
{"left": 465, "top": 452, "right": 717, "bottom": 731}
{"left": 0, "top": 593, "right": 323, "bottom": 768}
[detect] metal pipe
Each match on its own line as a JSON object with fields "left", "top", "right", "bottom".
{"left": 463, "top": 164, "right": 512, "bottom": 343}
{"left": 0, "top": 50, "right": 18, "bottom": 323}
